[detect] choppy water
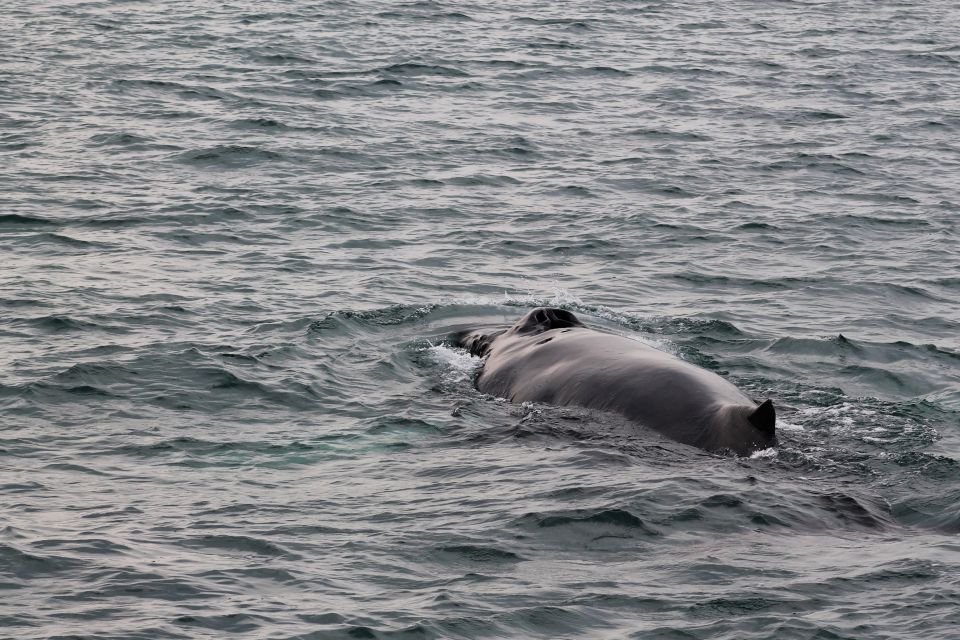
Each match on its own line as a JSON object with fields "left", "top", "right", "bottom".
{"left": 3, "top": 1, "right": 960, "bottom": 638}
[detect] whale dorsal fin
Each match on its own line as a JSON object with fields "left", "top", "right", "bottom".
{"left": 748, "top": 399, "right": 776, "bottom": 434}
{"left": 513, "top": 307, "right": 584, "bottom": 336}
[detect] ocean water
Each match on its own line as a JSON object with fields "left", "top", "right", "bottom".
{"left": 2, "top": 0, "right": 959, "bottom": 638}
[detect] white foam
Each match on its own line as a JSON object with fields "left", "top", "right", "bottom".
{"left": 775, "top": 419, "right": 806, "bottom": 432}
{"left": 436, "top": 286, "right": 586, "bottom": 309}
{"left": 797, "top": 403, "right": 864, "bottom": 427}
{"left": 423, "top": 343, "right": 483, "bottom": 384}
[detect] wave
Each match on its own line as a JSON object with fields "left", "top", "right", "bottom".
{"left": 176, "top": 145, "right": 284, "bottom": 166}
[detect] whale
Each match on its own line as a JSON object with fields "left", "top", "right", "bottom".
{"left": 454, "top": 307, "right": 776, "bottom": 456}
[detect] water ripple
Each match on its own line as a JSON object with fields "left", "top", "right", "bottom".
{"left": 2, "top": 0, "right": 959, "bottom": 638}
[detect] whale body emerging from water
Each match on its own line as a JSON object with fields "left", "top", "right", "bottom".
{"left": 455, "top": 307, "right": 776, "bottom": 456}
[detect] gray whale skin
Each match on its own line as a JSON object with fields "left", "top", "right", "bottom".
{"left": 455, "top": 307, "right": 776, "bottom": 456}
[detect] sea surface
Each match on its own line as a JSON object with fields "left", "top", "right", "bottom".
{"left": 2, "top": 1, "right": 959, "bottom": 638}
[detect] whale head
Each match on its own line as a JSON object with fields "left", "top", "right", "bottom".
{"left": 509, "top": 307, "right": 584, "bottom": 336}
{"left": 453, "top": 307, "right": 584, "bottom": 357}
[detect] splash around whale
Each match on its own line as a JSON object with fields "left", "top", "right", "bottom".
{"left": 454, "top": 307, "right": 776, "bottom": 456}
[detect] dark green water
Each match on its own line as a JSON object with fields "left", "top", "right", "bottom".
{"left": 2, "top": 1, "right": 959, "bottom": 638}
